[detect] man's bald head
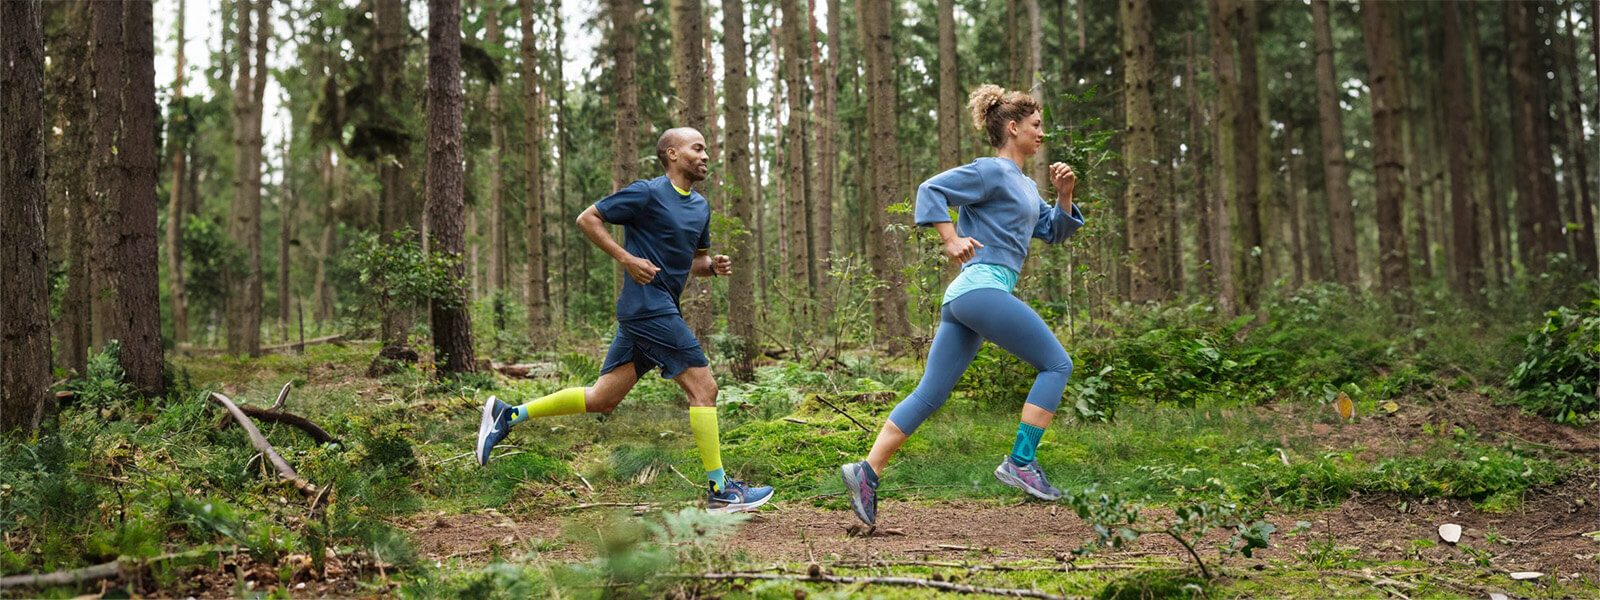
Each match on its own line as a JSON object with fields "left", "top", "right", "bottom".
{"left": 655, "top": 127, "right": 709, "bottom": 181}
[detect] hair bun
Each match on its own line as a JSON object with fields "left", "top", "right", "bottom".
{"left": 967, "top": 84, "right": 1007, "bottom": 131}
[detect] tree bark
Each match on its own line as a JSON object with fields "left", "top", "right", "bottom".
{"left": 937, "top": 0, "right": 958, "bottom": 170}
{"left": 1184, "top": 33, "right": 1214, "bottom": 294}
{"left": 108, "top": 0, "right": 164, "bottom": 395}
{"left": 487, "top": 2, "right": 507, "bottom": 294}
{"left": 858, "top": 0, "right": 910, "bottom": 352}
{"left": 1558, "top": 2, "right": 1596, "bottom": 272}
{"left": 276, "top": 137, "right": 294, "bottom": 342}
{"left": 2, "top": 0, "right": 53, "bottom": 435}
{"left": 609, "top": 0, "right": 638, "bottom": 192}
{"left": 1205, "top": 0, "right": 1238, "bottom": 314}
{"left": 89, "top": 0, "right": 125, "bottom": 353}
{"left": 1506, "top": 0, "right": 1564, "bottom": 271}
{"left": 167, "top": 0, "right": 189, "bottom": 346}
{"left": 1361, "top": 0, "right": 1412, "bottom": 293}
{"left": 723, "top": 0, "right": 757, "bottom": 380}
{"left": 1232, "top": 0, "right": 1262, "bottom": 306}
{"left": 1121, "top": 0, "right": 1161, "bottom": 302}
{"left": 227, "top": 0, "right": 268, "bottom": 357}
{"left": 520, "top": 0, "right": 549, "bottom": 348}
{"left": 314, "top": 149, "right": 339, "bottom": 323}
{"left": 1441, "top": 0, "right": 1482, "bottom": 296}
{"left": 53, "top": 0, "right": 92, "bottom": 375}
{"left": 1311, "top": 0, "right": 1359, "bottom": 286}
{"left": 780, "top": 0, "right": 813, "bottom": 322}
{"left": 1464, "top": 0, "right": 1506, "bottom": 286}
{"left": 374, "top": 0, "right": 416, "bottom": 344}
{"left": 427, "top": 0, "right": 476, "bottom": 374}
{"left": 671, "top": 0, "right": 713, "bottom": 349}
{"left": 810, "top": 0, "right": 836, "bottom": 318}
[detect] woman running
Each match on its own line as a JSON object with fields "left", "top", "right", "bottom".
{"left": 840, "top": 84, "right": 1083, "bottom": 526}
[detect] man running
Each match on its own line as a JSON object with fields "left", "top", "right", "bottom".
{"left": 475, "top": 127, "right": 774, "bottom": 514}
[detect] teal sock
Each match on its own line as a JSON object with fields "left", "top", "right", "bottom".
{"left": 707, "top": 467, "right": 726, "bottom": 492}
{"left": 1009, "top": 422, "right": 1045, "bottom": 466}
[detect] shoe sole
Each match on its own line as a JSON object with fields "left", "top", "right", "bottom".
{"left": 839, "top": 464, "right": 876, "bottom": 526}
{"left": 994, "top": 464, "right": 1062, "bottom": 501}
{"left": 706, "top": 491, "right": 773, "bottom": 515}
{"left": 475, "top": 395, "right": 499, "bottom": 466}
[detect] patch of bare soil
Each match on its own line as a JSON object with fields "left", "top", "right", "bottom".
{"left": 1279, "top": 390, "right": 1599, "bottom": 459}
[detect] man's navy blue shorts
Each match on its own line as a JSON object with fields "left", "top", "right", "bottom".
{"left": 600, "top": 314, "right": 709, "bottom": 380}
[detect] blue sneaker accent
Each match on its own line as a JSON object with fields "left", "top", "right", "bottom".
{"left": 475, "top": 396, "right": 515, "bottom": 466}
{"left": 839, "top": 461, "right": 879, "bottom": 526}
{"left": 706, "top": 479, "right": 774, "bottom": 514}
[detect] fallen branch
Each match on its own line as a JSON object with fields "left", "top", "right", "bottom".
{"left": 271, "top": 381, "right": 292, "bottom": 411}
{"left": 561, "top": 502, "right": 661, "bottom": 511}
{"left": 828, "top": 560, "right": 1140, "bottom": 573}
{"left": 210, "top": 393, "right": 317, "bottom": 497}
{"left": 664, "top": 572, "right": 1084, "bottom": 600}
{"left": 263, "top": 334, "right": 344, "bottom": 352}
{"left": 810, "top": 395, "right": 871, "bottom": 434}
{"left": 0, "top": 547, "right": 236, "bottom": 589}
{"left": 224, "top": 404, "right": 340, "bottom": 445}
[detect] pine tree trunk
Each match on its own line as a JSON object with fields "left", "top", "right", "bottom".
{"left": 1284, "top": 124, "right": 1305, "bottom": 288}
{"left": 374, "top": 0, "right": 414, "bottom": 344}
{"left": 723, "top": 0, "right": 757, "bottom": 380}
{"left": 277, "top": 139, "right": 293, "bottom": 342}
{"left": 1559, "top": 2, "right": 1597, "bottom": 271}
{"left": 227, "top": 0, "right": 267, "bottom": 357}
{"left": 1361, "top": 0, "right": 1412, "bottom": 293}
{"left": 780, "top": 0, "right": 813, "bottom": 325}
{"left": 1506, "top": 0, "right": 1564, "bottom": 271}
{"left": 1205, "top": 0, "right": 1238, "bottom": 314}
{"left": 1026, "top": 0, "right": 1048, "bottom": 189}
{"left": 1122, "top": 0, "right": 1161, "bottom": 302}
{"left": 314, "top": 149, "right": 338, "bottom": 323}
{"left": 520, "top": 0, "right": 549, "bottom": 348}
{"left": 1311, "top": 0, "right": 1359, "bottom": 286}
{"left": 1184, "top": 33, "right": 1214, "bottom": 294}
{"left": 1441, "top": 0, "right": 1482, "bottom": 296}
{"left": 488, "top": 4, "right": 507, "bottom": 294}
{"left": 54, "top": 0, "right": 92, "bottom": 374}
{"left": 427, "top": 0, "right": 476, "bottom": 374}
{"left": 610, "top": 0, "right": 638, "bottom": 192}
{"left": 1232, "top": 0, "right": 1262, "bottom": 307}
{"left": 89, "top": 0, "right": 124, "bottom": 352}
{"left": 1, "top": 0, "right": 53, "bottom": 435}
{"left": 1464, "top": 1, "right": 1506, "bottom": 286}
{"left": 859, "top": 0, "right": 910, "bottom": 352}
{"left": 1076, "top": 0, "right": 1086, "bottom": 53}
{"left": 810, "top": 0, "right": 836, "bottom": 319}
{"left": 167, "top": 0, "right": 189, "bottom": 346}
{"left": 671, "top": 0, "right": 713, "bottom": 349}
{"left": 938, "top": 0, "right": 958, "bottom": 170}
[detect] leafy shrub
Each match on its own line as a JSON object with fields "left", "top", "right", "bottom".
{"left": 1506, "top": 298, "right": 1599, "bottom": 423}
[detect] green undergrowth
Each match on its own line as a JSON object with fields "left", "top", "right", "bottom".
{"left": 4, "top": 282, "right": 1594, "bottom": 597}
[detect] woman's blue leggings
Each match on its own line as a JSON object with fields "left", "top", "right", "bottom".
{"left": 887, "top": 288, "right": 1073, "bottom": 435}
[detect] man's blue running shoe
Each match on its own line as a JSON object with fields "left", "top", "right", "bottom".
{"left": 475, "top": 396, "right": 515, "bottom": 466}
{"left": 706, "top": 479, "right": 774, "bottom": 514}
{"left": 839, "top": 461, "right": 878, "bottom": 526}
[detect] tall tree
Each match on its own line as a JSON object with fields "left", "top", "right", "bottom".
{"left": 88, "top": 0, "right": 124, "bottom": 351}
{"left": 810, "top": 0, "right": 837, "bottom": 314}
{"left": 780, "top": 0, "right": 813, "bottom": 314}
{"left": 1184, "top": 32, "right": 1215, "bottom": 294}
{"left": 723, "top": 0, "right": 757, "bottom": 380}
{"left": 1232, "top": 0, "right": 1263, "bottom": 306}
{"left": 427, "top": 0, "right": 477, "bottom": 374}
{"left": 52, "top": 0, "right": 92, "bottom": 375}
{"left": 1559, "top": 2, "right": 1596, "bottom": 272}
{"left": 1464, "top": 1, "right": 1506, "bottom": 285}
{"left": 487, "top": 1, "right": 507, "bottom": 293}
{"left": 374, "top": 0, "right": 417, "bottom": 344}
{"left": 226, "top": 0, "right": 268, "bottom": 356}
{"left": 937, "top": 0, "right": 959, "bottom": 170}
{"left": 1505, "top": 0, "right": 1564, "bottom": 270}
{"left": 1204, "top": 0, "right": 1238, "bottom": 314}
{"left": 671, "top": 0, "right": 712, "bottom": 346}
{"left": 1311, "top": 0, "right": 1359, "bottom": 286}
{"left": 521, "top": 0, "right": 549, "bottom": 347}
{"left": 1, "top": 0, "right": 52, "bottom": 435}
{"left": 1361, "top": 0, "right": 1411, "bottom": 292}
{"left": 610, "top": 0, "right": 639, "bottom": 191}
{"left": 167, "top": 0, "right": 190, "bottom": 346}
{"left": 1440, "top": 0, "right": 1482, "bottom": 296}
{"left": 858, "top": 0, "right": 910, "bottom": 351}
{"left": 1121, "top": 0, "right": 1162, "bottom": 301}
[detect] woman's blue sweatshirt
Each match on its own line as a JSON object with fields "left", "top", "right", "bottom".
{"left": 914, "top": 157, "right": 1085, "bottom": 272}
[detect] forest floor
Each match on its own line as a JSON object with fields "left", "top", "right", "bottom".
{"left": 6, "top": 288, "right": 1599, "bottom": 599}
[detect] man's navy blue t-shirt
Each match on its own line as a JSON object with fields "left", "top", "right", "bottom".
{"left": 595, "top": 176, "right": 711, "bottom": 321}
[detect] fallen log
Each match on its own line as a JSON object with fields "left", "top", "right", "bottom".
{"left": 263, "top": 334, "right": 345, "bottom": 352}
{"left": 210, "top": 393, "right": 317, "bottom": 496}
{"left": 0, "top": 547, "right": 236, "bottom": 589}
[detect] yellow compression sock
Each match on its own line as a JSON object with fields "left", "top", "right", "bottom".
{"left": 688, "top": 406, "right": 726, "bottom": 491}
{"left": 511, "top": 387, "right": 587, "bottom": 424}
